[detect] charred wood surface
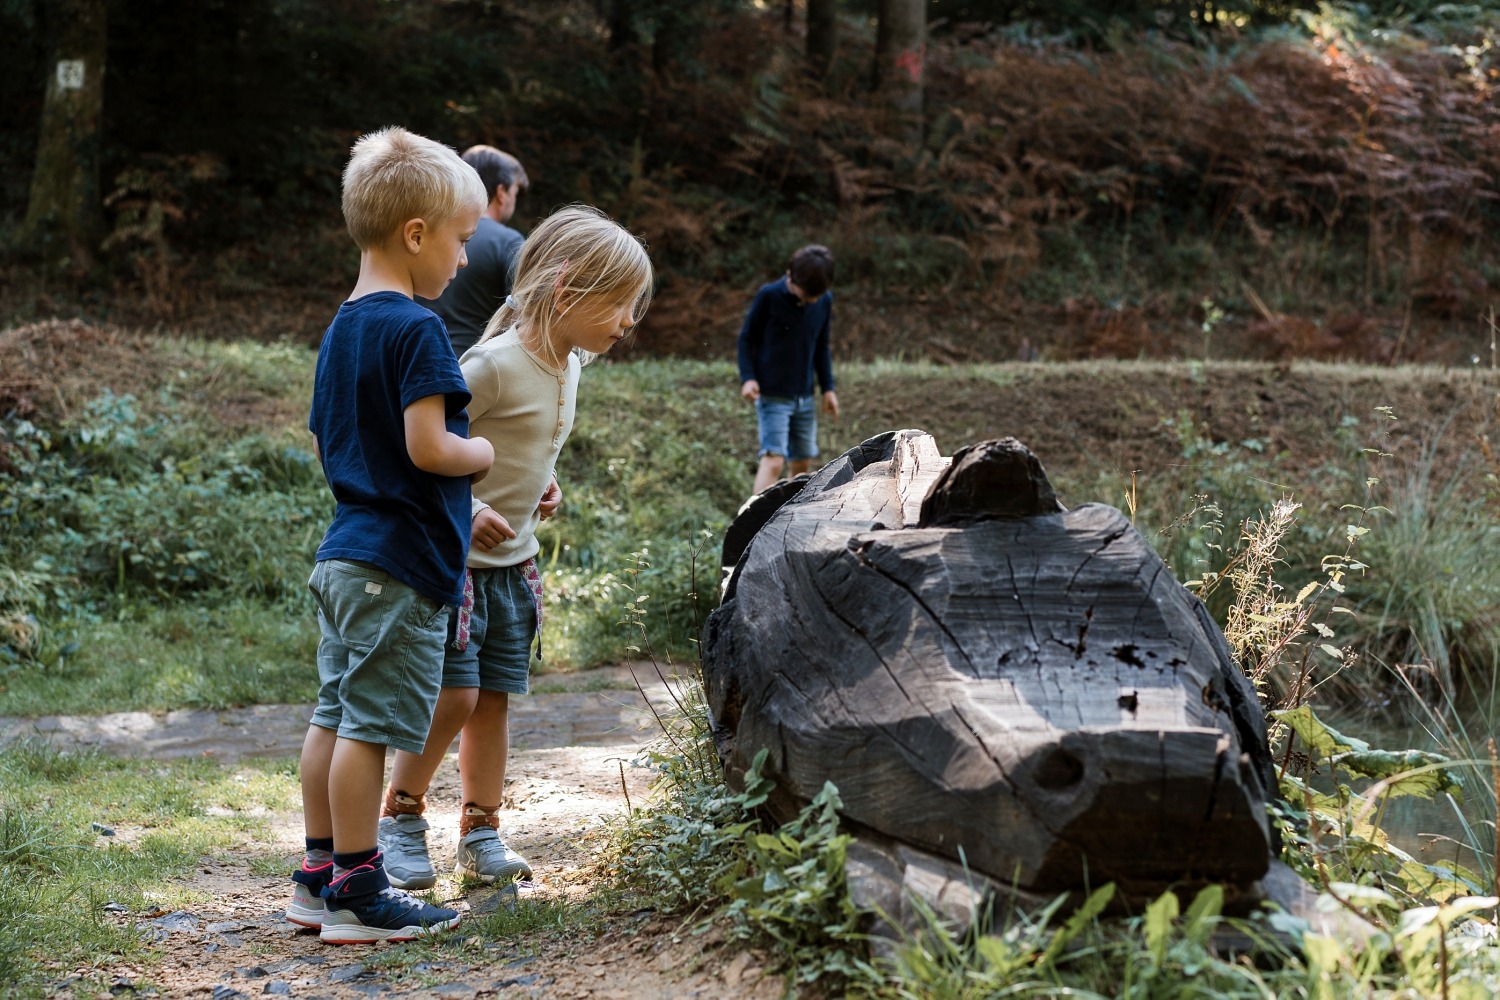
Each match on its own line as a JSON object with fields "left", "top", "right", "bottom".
{"left": 703, "top": 430, "right": 1275, "bottom": 894}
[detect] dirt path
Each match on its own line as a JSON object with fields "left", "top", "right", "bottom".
{"left": 8, "top": 666, "right": 782, "bottom": 999}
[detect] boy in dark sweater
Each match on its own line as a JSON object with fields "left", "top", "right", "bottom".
{"left": 736, "top": 245, "right": 839, "bottom": 495}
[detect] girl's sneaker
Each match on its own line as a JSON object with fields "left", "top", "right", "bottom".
{"left": 319, "top": 860, "right": 461, "bottom": 945}
{"left": 377, "top": 813, "right": 437, "bottom": 889}
{"left": 454, "top": 827, "right": 532, "bottom": 882}
{"left": 286, "top": 859, "right": 333, "bottom": 927}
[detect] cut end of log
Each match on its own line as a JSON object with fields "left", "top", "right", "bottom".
{"left": 918, "top": 437, "right": 1064, "bottom": 526}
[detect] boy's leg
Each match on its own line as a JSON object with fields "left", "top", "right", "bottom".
{"left": 379, "top": 686, "right": 479, "bottom": 889}
{"left": 752, "top": 397, "right": 795, "bottom": 494}
{"left": 328, "top": 736, "right": 387, "bottom": 854}
{"left": 753, "top": 454, "right": 786, "bottom": 494}
{"left": 300, "top": 724, "right": 338, "bottom": 842}
{"left": 786, "top": 395, "right": 819, "bottom": 479}
{"left": 288, "top": 568, "right": 349, "bottom": 928}
{"left": 305, "top": 559, "right": 460, "bottom": 943}
{"left": 453, "top": 566, "right": 534, "bottom": 882}
{"left": 288, "top": 722, "right": 338, "bottom": 928}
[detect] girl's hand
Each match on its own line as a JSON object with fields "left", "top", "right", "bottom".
{"left": 472, "top": 508, "right": 517, "bottom": 551}
{"left": 538, "top": 476, "right": 563, "bottom": 520}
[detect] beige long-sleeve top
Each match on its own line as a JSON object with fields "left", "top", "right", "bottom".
{"left": 459, "top": 327, "right": 580, "bottom": 568}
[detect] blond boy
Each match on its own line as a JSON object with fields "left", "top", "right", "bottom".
{"left": 286, "top": 127, "right": 493, "bottom": 944}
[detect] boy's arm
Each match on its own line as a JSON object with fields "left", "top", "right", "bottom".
{"left": 403, "top": 394, "right": 494, "bottom": 479}
{"left": 815, "top": 298, "right": 838, "bottom": 417}
{"left": 736, "top": 289, "right": 769, "bottom": 398}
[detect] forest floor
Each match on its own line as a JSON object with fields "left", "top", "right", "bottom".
{"left": 1, "top": 665, "right": 782, "bottom": 999}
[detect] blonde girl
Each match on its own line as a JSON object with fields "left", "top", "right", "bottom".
{"left": 376, "top": 205, "right": 653, "bottom": 887}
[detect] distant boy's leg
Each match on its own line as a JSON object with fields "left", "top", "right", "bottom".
{"left": 785, "top": 395, "right": 820, "bottom": 480}
{"left": 753, "top": 454, "right": 786, "bottom": 494}
{"left": 387, "top": 686, "right": 480, "bottom": 799}
{"left": 753, "top": 396, "right": 796, "bottom": 494}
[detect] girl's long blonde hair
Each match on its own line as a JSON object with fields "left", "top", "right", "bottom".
{"left": 478, "top": 204, "right": 654, "bottom": 364}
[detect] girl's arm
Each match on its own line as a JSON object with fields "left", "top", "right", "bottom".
{"left": 404, "top": 394, "right": 494, "bottom": 478}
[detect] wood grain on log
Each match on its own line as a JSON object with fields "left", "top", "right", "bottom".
{"left": 703, "top": 430, "right": 1275, "bottom": 896}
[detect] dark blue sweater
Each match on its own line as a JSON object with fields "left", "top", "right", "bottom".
{"left": 736, "top": 277, "right": 835, "bottom": 398}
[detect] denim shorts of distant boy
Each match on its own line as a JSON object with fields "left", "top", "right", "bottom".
{"left": 442, "top": 564, "right": 535, "bottom": 695}
{"left": 307, "top": 559, "right": 450, "bottom": 755}
{"left": 756, "top": 395, "right": 819, "bottom": 461}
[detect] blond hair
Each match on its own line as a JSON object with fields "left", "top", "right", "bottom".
{"left": 479, "top": 205, "right": 653, "bottom": 363}
{"left": 341, "top": 126, "right": 486, "bottom": 250}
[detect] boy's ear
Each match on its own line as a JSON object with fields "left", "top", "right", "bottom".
{"left": 401, "top": 218, "right": 427, "bottom": 255}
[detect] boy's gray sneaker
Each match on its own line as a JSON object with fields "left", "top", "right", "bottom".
{"left": 377, "top": 813, "right": 436, "bottom": 890}
{"left": 454, "top": 827, "right": 532, "bottom": 883}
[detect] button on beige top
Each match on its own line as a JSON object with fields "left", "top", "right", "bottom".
{"left": 458, "top": 328, "right": 580, "bottom": 569}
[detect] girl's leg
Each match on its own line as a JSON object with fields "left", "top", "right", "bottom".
{"left": 386, "top": 686, "right": 480, "bottom": 803}
{"left": 457, "top": 690, "right": 511, "bottom": 817}
{"left": 379, "top": 686, "right": 477, "bottom": 889}
{"left": 452, "top": 688, "right": 531, "bottom": 881}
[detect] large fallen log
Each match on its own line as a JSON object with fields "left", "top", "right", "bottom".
{"left": 702, "top": 430, "right": 1277, "bottom": 899}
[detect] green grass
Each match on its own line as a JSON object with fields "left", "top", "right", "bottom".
{"left": 0, "top": 597, "right": 317, "bottom": 715}
{"left": 0, "top": 742, "right": 301, "bottom": 993}
{"left": 5, "top": 340, "right": 1500, "bottom": 712}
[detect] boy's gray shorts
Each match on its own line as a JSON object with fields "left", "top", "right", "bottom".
{"left": 442, "top": 564, "right": 536, "bottom": 694}
{"left": 307, "top": 559, "right": 450, "bottom": 754}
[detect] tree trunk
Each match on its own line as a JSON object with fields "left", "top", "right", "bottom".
{"left": 22, "top": 0, "right": 108, "bottom": 272}
{"left": 872, "top": 0, "right": 923, "bottom": 142}
{"left": 806, "top": 0, "right": 837, "bottom": 80}
{"left": 608, "top": 0, "right": 635, "bottom": 51}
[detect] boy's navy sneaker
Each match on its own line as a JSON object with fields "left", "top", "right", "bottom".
{"left": 377, "top": 813, "right": 437, "bottom": 889}
{"left": 319, "top": 859, "right": 461, "bottom": 944}
{"left": 286, "top": 859, "right": 333, "bottom": 928}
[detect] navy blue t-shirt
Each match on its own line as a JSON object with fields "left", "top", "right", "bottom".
{"left": 736, "top": 276, "right": 835, "bottom": 399}
{"left": 308, "top": 292, "right": 473, "bottom": 608}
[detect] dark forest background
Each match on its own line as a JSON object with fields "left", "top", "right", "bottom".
{"left": 4, "top": 0, "right": 1499, "bottom": 363}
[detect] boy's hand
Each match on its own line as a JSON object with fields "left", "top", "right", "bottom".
{"left": 472, "top": 507, "right": 517, "bottom": 551}
{"left": 823, "top": 390, "right": 840, "bottom": 419}
{"left": 741, "top": 379, "right": 761, "bottom": 402}
{"left": 538, "top": 476, "right": 562, "bottom": 520}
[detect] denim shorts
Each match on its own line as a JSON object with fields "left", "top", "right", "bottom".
{"left": 307, "top": 559, "right": 450, "bottom": 754}
{"left": 756, "top": 395, "right": 819, "bottom": 461}
{"left": 442, "top": 564, "right": 536, "bottom": 694}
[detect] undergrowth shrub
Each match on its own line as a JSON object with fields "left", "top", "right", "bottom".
{"left": 0, "top": 393, "right": 325, "bottom": 606}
